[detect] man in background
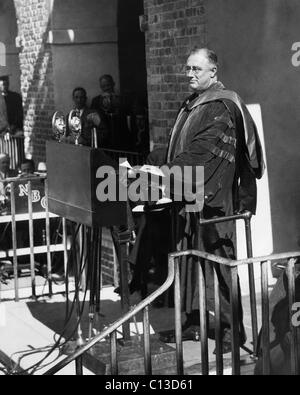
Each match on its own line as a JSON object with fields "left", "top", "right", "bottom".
{"left": 0, "top": 75, "right": 23, "bottom": 135}
{"left": 91, "top": 75, "right": 130, "bottom": 150}
{"left": 18, "top": 159, "right": 36, "bottom": 178}
{"left": 65, "top": 87, "right": 108, "bottom": 147}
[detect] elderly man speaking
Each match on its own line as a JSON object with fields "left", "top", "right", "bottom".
{"left": 159, "top": 47, "right": 265, "bottom": 354}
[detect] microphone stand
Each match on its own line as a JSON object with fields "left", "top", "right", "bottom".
{"left": 88, "top": 126, "right": 102, "bottom": 340}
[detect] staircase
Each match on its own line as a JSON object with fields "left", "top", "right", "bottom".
{"left": 83, "top": 337, "right": 177, "bottom": 375}
{"left": 185, "top": 355, "right": 256, "bottom": 375}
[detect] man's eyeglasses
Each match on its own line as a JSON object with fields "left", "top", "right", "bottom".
{"left": 184, "top": 66, "right": 213, "bottom": 75}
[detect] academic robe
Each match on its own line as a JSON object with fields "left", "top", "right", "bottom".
{"left": 165, "top": 81, "right": 264, "bottom": 333}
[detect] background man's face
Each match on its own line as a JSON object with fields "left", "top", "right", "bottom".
{"left": 21, "top": 163, "right": 34, "bottom": 175}
{"left": 73, "top": 90, "right": 87, "bottom": 110}
{"left": 0, "top": 158, "right": 10, "bottom": 174}
{"left": 186, "top": 52, "right": 216, "bottom": 93}
{"left": 0, "top": 79, "right": 9, "bottom": 94}
{"left": 100, "top": 78, "right": 114, "bottom": 94}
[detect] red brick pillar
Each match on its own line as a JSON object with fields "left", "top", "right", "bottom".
{"left": 143, "top": 0, "right": 206, "bottom": 150}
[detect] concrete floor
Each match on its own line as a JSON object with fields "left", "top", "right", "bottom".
{"left": 0, "top": 279, "right": 259, "bottom": 375}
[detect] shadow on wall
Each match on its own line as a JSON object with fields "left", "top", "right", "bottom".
{"left": 0, "top": 0, "right": 54, "bottom": 162}
{"left": 206, "top": 0, "right": 300, "bottom": 252}
{"left": 18, "top": 10, "right": 54, "bottom": 161}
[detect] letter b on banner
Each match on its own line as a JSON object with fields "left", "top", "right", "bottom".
{"left": 0, "top": 42, "right": 6, "bottom": 66}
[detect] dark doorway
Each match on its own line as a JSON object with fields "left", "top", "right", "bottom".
{"left": 117, "top": 0, "right": 149, "bottom": 154}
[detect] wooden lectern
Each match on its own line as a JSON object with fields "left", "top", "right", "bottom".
{"left": 46, "top": 141, "right": 127, "bottom": 227}
{"left": 46, "top": 141, "right": 131, "bottom": 346}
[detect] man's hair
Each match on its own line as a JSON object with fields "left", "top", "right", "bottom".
{"left": 189, "top": 47, "right": 218, "bottom": 68}
{"left": 21, "top": 158, "right": 35, "bottom": 170}
{"left": 0, "top": 75, "right": 9, "bottom": 83}
{"left": 0, "top": 153, "right": 9, "bottom": 161}
{"left": 99, "top": 74, "right": 114, "bottom": 84}
{"left": 72, "top": 87, "right": 87, "bottom": 97}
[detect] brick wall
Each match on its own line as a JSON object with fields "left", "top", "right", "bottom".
{"left": 12, "top": 1, "right": 118, "bottom": 287}
{"left": 8, "top": 0, "right": 207, "bottom": 287}
{"left": 11, "top": 0, "right": 207, "bottom": 164}
{"left": 14, "top": 0, "right": 55, "bottom": 163}
{"left": 143, "top": 0, "right": 206, "bottom": 148}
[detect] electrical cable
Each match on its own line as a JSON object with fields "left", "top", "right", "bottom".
{"left": 33, "top": 222, "right": 81, "bottom": 308}
{"left": 16, "top": 291, "right": 84, "bottom": 375}
{"left": 64, "top": 223, "right": 82, "bottom": 321}
{"left": 9, "top": 345, "right": 56, "bottom": 374}
{"left": 11, "top": 222, "right": 102, "bottom": 376}
{"left": 21, "top": 224, "right": 89, "bottom": 375}
{"left": 0, "top": 222, "right": 10, "bottom": 244}
{"left": 1, "top": 217, "right": 88, "bottom": 374}
{"left": 5, "top": 224, "right": 85, "bottom": 375}
{"left": 47, "top": 218, "right": 64, "bottom": 274}
{"left": 28, "top": 256, "right": 89, "bottom": 375}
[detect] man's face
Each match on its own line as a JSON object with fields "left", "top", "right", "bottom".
{"left": 21, "top": 163, "right": 34, "bottom": 175}
{"left": 0, "top": 79, "right": 9, "bottom": 94}
{"left": 100, "top": 78, "right": 114, "bottom": 94}
{"left": 0, "top": 158, "right": 10, "bottom": 174}
{"left": 186, "top": 52, "right": 216, "bottom": 93}
{"left": 73, "top": 90, "right": 87, "bottom": 110}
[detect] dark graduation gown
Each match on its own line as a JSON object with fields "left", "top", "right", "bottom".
{"left": 165, "top": 81, "right": 264, "bottom": 332}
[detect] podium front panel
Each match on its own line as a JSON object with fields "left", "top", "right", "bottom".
{"left": 46, "top": 141, "right": 127, "bottom": 227}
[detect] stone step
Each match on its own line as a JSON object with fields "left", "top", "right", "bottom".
{"left": 83, "top": 336, "right": 177, "bottom": 375}
{"left": 185, "top": 355, "right": 256, "bottom": 375}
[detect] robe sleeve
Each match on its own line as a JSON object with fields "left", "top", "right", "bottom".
{"left": 162, "top": 101, "right": 237, "bottom": 211}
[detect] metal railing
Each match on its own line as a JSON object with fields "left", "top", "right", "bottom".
{"left": 42, "top": 246, "right": 300, "bottom": 376}
{"left": 0, "top": 175, "right": 69, "bottom": 301}
{"left": 43, "top": 258, "right": 176, "bottom": 376}
{"left": 38, "top": 211, "right": 258, "bottom": 375}
{"left": 170, "top": 250, "right": 300, "bottom": 375}
{"left": 238, "top": 253, "right": 300, "bottom": 375}
{"left": 200, "top": 211, "right": 258, "bottom": 356}
{"left": 0, "top": 133, "right": 25, "bottom": 169}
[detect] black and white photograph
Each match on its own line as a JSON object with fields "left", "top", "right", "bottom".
{"left": 0, "top": 0, "right": 299, "bottom": 379}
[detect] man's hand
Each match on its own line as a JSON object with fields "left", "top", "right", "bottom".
{"left": 87, "top": 112, "right": 101, "bottom": 127}
{"left": 60, "top": 135, "right": 74, "bottom": 144}
{"left": 13, "top": 129, "right": 24, "bottom": 137}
